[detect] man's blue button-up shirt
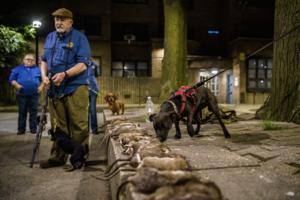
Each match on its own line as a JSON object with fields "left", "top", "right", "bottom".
{"left": 41, "top": 28, "right": 91, "bottom": 97}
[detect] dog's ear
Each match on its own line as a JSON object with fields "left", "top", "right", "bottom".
{"left": 104, "top": 95, "right": 108, "bottom": 102}
{"left": 169, "top": 91, "right": 176, "bottom": 98}
{"left": 149, "top": 113, "right": 156, "bottom": 122}
{"left": 48, "top": 129, "right": 56, "bottom": 141}
{"left": 113, "top": 94, "right": 118, "bottom": 101}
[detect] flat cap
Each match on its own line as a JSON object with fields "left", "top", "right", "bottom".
{"left": 52, "top": 8, "right": 73, "bottom": 18}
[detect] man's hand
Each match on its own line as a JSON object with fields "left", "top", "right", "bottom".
{"left": 11, "top": 81, "right": 23, "bottom": 91}
{"left": 37, "top": 84, "right": 44, "bottom": 94}
{"left": 51, "top": 72, "right": 66, "bottom": 86}
{"left": 15, "top": 83, "right": 23, "bottom": 91}
{"left": 42, "top": 75, "right": 50, "bottom": 86}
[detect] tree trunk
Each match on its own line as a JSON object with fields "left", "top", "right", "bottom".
{"left": 256, "top": 0, "right": 300, "bottom": 124}
{"left": 160, "top": 0, "right": 188, "bottom": 101}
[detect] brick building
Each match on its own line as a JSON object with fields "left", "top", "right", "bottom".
{"left": 1, "top": 0, "right": 275, "bottom": 104}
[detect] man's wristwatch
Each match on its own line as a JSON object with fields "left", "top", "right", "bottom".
{"left": 64, "top": 71, "right": 69, "bottom": 79}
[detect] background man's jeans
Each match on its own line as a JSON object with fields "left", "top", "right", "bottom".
{"left": 17, "top": 94, "right": 39, "bottom": 133}
{"left": 89, "top": 92, "right": 98, "bottom": 133}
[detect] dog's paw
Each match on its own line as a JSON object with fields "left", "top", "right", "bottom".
{"left": 74, "top": 161, "right": 84, "bottom": 169}
{"left": 63, "top": 164, "right": 76, "bottom": 172}
{"left": 64, "top": 162, "right": 84, "bottom": 172}
{"left": 187, "top": 126, "right": 196, "bottom": 137}
{"left": 195, "top": 134, "right": 204, "bottom": 138}
{"left": 174, "top": 134, "right": 181, "bottom": 139}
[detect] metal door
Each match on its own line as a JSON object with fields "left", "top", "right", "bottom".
{"left": 226, "top": 74, "right": 233, "bottom": 104}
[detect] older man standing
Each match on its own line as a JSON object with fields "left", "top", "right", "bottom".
{"left": 40, "top": 8, "right": 91, "bottom": 169}
{"left": 9, "top": 53, "right": 43, "bottom": 135}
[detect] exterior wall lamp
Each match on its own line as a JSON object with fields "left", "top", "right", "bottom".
{"left": 32, "top": 20, "right": 42, "bottom": 65}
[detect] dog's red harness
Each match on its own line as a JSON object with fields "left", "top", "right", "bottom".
{"left": 169, "top": 85, "right": 197, "bottom": 116}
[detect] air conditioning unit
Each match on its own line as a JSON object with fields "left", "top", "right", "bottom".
{"left": 123, "top": 34, "right": 136, "bottom": 44}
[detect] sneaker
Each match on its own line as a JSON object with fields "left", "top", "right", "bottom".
{"left": 17, "top": 131, "right": 25, "bottom": 135}
{"left": 39, "top": 159, "right": 65, "bottom": 169}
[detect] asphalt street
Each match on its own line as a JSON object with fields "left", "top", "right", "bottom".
{"left": 0, "top": 112, "right": 111, "bottom": 200}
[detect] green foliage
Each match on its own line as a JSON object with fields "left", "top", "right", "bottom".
{"left": 263, "top": 120, "right": 283, "bottom": 130}
{"left": 0, "top": 25, "right": 36, "bottom": 105}
{"left": 20, "top": 25, "right": 36, "bottom": 39}
{"left": 0, "top": 25, "right": 35, "bottom": 68}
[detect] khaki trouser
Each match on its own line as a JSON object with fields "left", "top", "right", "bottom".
{"left": 48, "top": 85, "right": 89, "bottom": 162}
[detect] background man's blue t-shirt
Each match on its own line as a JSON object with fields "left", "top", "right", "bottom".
{"left": 9, "top": 65, "right": 41, "bottom": 96}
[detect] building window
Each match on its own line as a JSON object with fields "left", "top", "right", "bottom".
{"left": 112, "top": 23, "right": 149, "bottom": 41}
{"left": 247, "top": 57, "right": 272, "bottom": 92}
{"left": 74, "top": 16, "right": 101, "bottom": 36}
{"left": 199, "top": 71, "right": 220, "bottom": 96}
{"left": 236, "top": 0, "right": 274, "bottom": 9}
{"left": 112, "top": 61, "right": 149, "bottom": 77}
{"left": 159, "top": 0, "right": 193, "bottom": 10}
{"left": 113, "top": 0, "right": 148, "bottom": 4}
{"left": 210, "top": 77, "right": 220, "bottom": 96}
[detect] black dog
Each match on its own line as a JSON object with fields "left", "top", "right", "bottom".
{"left": 150, "top": 86, "right": 231, "bottom": 142}
{"left": 48, "top": 127, "right": 87, "bottom": 171}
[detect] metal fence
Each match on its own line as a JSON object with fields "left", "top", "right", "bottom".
{"left": 97, "top": 76, "right": 161, "bottom": 104}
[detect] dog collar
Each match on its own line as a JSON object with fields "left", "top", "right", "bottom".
{"left": 165, "top": 100, "right": 180, "bottom": 116}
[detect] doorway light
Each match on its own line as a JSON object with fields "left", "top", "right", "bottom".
{"left": 211, "top": 70, "right": 218, "bottom": 74}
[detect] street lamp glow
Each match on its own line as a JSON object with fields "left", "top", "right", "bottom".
{"left": 32, "top": 20, "right": 42, "bottom": 28}
{"left": 32, "top": 20, "right": 42, "bottom": 65}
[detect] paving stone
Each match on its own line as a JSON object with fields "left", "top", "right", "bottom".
{"left": 260, "top": 144, "right": 287, "bottom": 151}
{"left": 195, "top": 167, "right": 300, "bottom": 200}
{"left": 169, "top": 144, "right": 259, "bottom": 169}
{"left": 223, "top": 143, "right": 251, "bottom": 151}
{"left": 235, "top": 146, "right": 280, "bottom": 161}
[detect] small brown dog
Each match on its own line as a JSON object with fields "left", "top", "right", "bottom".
{"left": 104, "top": 93, "right": 125, "bottom": 115}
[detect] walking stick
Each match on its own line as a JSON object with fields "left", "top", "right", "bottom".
{"left": 29, "top": 75, "right": 51, "bottom": 168}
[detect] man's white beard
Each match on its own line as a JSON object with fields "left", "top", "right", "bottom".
{"left": 56, "top": 28, "right": 65, "bottom": 33}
